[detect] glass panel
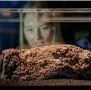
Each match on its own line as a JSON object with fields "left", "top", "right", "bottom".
{"left": 0, "top": 8, "right": 91, "bottom": 51}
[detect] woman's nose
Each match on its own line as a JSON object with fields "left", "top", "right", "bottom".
{"left": 36, "top": 29, "right": 43, "bottom": 40}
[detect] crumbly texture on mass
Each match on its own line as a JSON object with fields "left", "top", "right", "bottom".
{"left": 1, "top": 44, "right": 91, "bottom": 81}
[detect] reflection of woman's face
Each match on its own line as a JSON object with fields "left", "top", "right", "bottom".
{"left": 24, "top": 13, "right": 53, "bottom": 47}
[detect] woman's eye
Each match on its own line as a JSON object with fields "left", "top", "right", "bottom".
{"left": 26, "top": 28, "right": 33, "bottom": 32}
{"left": 29, "top": 29, "right": 33, "bottom": 31}
{"left": 42, "top": 26, "right": 49, "bottom": 30}
{"left": 43, "top": 27, "right": 47, "bottom": 30}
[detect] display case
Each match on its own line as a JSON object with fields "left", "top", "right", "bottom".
{"left": 1, "top": 8, "right": 91, "bottom": 86}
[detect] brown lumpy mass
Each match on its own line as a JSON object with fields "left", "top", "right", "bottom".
{"left": 1, "top": 44, "right": 91, "bottom": 81}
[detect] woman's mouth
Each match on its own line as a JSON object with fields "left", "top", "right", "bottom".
{"left": 35, "top": 40, "right": 51, "bottom": 47}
